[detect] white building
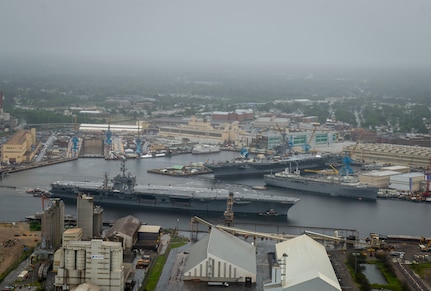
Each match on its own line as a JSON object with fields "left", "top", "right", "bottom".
{"left": 389, "top": 172, "right": 425, "bottom": 192}
{"left": 183, "top": 228, "right": 256, "bottom": 284}
{"left": 264, "top": 235, "right": 341, "bottom": 291}
{"left": 54, "top": 239, "right": 124, "bottom": 291}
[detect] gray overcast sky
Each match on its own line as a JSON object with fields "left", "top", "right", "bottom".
{"left": 1, "top": 0, "right": 431, "bottom": 69}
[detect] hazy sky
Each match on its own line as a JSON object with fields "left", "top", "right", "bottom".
{"left": 1, "top": 0, "right": 431, "bottom": 69}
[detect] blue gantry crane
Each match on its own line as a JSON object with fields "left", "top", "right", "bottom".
{"left": 72, "top": 136, "right": 79, "bottom": 157}
{"left": 339, "top": 153, "right": 354, "bottom": 176}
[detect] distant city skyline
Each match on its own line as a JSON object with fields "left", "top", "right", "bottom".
{"left": 1, "top": 0, "right": 431, "bottom": 70}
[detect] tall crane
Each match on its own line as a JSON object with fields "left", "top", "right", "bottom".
{"left": 41, "top": 195, "right": 51, "bottom": 210}
{"left": 135, "top": 122, "right": 143, "bottom": 155}
{"left": 303, "top": 124, "right": 318, "bottom": 154}
{"left": 275, "top": 123, "right": 293, "bottom": 155}
{"left": 423, "top": 156, "right": 431, "bottom": 197}
{"left": 105, "top": 116, "right": 112, "bottom": 145}
{"left": 350, "top": 128, "right": 364, "bottom": 162}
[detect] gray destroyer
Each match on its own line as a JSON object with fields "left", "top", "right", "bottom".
{"left": 50, "top": 159, "right": 299, "bottom": 216}
{"left": 264, "top": 168, "right": 378, "bottom": 200}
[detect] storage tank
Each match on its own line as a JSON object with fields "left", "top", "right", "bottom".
{"left": 65, "top": 249, "right": 76, "bottom": 270}
{"left": 111, "top": 249, "right": 122, "bottom": 271}
{"left": 76, "top": 249, "right": 86, "bottom": 270}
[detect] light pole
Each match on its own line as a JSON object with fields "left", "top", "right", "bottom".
{"left": 352, "top": 252, "right": 360, "bottom": 278}
{"left": 176, "top": 218, "right": 179, "bottom": 234}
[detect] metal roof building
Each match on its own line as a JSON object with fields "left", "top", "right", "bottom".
{"left": 344, "top": 143, "right": 431, "bottom": 169}
{"left": 79, "top": 123, "right": 140, "bottom": 133}
{"left": 264, "top": 235, "right": 341, "bottom": 291}
{"left": 105, "top": 215, "right": 141, "bottom": 251}
{"left": 183, "top": 227, "right": 256, "bottom": 284}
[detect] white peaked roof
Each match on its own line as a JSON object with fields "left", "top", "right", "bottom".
{"left": 183, "top": 227, "right": 256, "bottom": 275}
{"left": 275, "top": 235, "right": 341, "bottom": 291}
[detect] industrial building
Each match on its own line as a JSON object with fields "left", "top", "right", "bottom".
{"left": 105, "top": 215, "right": 141, "bottom": 251}
{"left": 62, "top": 228, "right": 83, "bottom": 246}
{"left": 157, "top": 117, "right": 245, "bottom": 145}
{"left": 79, "top": 123, "right": 140, "bottom": 133}
{"left": 77, "top": 194, "right": 103, "bottom": 239}
{"left": 359, "top": 170, "right": 401, "bottom": 188}
{"left": 40, "top": 198, "right": 64, "bottom": 250}
{"left": 182, "top": 227, "right": 256, "bottom": 285}
{"left": 264, "top": 235, "right": 341, "bottom": 291}
{"left": 253, "top": 117, "right": 290, "bottom": 129}
{"left": 211, "top": 109, "right": 254, "bottom": 122}
{"left": 135, "top": 225, "right": 162, "bottom": 251}
{"left": 53, "top": 239, "right": 124, "bottom": 291}
{"left": 1, "top": 128, "right": 37, "bottom": 164}
{"left": 344, "top": 143, "right": 431, "bottom": 169}
{"left": 389, "top": 172, "right": 425, "bottom": 192}
{"left": 249, "top": 130, "right": 338, "bottom": 152}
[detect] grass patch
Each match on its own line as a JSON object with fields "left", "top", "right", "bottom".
{"left": 346, "top": 252, "right": 410, "bottom": 291}
{"left": 143, "top": 254, "right": 167, "bottom": 291}
{"left": 369, "top": 260, "right": 405, "bottom": 291}
{"left": 170, "top": 236, "right": 188, "bottom": 249}
{"left": 140, "top": 235, "right": 189, "bottom": 291}
{"left": 410, "top": 262, "right": 431, "bottom": 278}
{"left": 29, "top": 221, "right": 41, "bottom": 231}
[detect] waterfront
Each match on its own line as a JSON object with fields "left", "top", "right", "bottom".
{"left": 0, "top": 151, "right": 430, "bottom": 239}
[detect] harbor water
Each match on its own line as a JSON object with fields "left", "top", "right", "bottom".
{"left": 0, "top": 151, "right": 429, "bottom": 239}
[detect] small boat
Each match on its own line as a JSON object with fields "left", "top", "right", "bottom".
{"left": 252, "top": 185, "right": 267, "bottom": 191}
{"left": 192, "top": 144, "right": 221, "bottom": 155}
{"left": 140, "top": 153, "right": 153, "bottom": 159}
{"left": 26, "top": 187, "right": 43, "bottom": 194}
{"left": 26, "top": 188, "right": 51, "bottom": 197}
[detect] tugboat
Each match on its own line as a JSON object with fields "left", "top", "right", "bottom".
{"left": 26, "top": 188, "right": 52, "bottom": 197}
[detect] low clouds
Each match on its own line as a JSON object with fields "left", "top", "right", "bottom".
{"left": 1, "top": 0, "right": 430, "bottom": 69}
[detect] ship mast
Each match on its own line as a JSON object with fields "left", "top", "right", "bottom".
{"left": 120, "top": 157, "right": 127, "bottom": 177}
{"left": 224, "top": 192, "right": 234, "bottom": 226}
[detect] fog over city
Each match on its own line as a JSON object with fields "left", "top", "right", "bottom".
{"left": 1, "top": 0, "right": 431, "bottom": 72}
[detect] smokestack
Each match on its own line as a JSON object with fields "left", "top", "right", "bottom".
{"left": 0, "top": 91, "right": 3, "bottom": 110}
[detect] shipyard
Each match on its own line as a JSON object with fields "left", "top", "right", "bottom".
{"left": 1, "top": 116, "right": 431, "bottom": 291}
{"left": 1, "top": 3, "right": 431, "bottom": 288}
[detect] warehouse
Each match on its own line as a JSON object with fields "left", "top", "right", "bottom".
{"left": 1, "top": 128, "right": 37, "bottom": 164}
{"left": 359, "top": 170, "right": 400, "bottom": 188}
{"left": 135, "top": 225, "right": 162, "bottom": 251}
{"left": 182, "top": 228, "right": 256, "bottom": 285}
{"left": 264, "top": 235, "right": 341, "bottom": 291}
{"left": 389, "top": 172, "right": 425, "bottom": 192}
{"left": 344, "top": 143, "right": 431, "bottom": 169}
{"left": 105, "top": 215, "right": 141, "bottom": 251}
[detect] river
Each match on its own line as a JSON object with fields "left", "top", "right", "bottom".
{"left": 0, "top": 151, "right": 429, "bottom": 239}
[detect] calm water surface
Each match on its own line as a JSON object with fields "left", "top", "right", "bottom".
{"left": 0, "top": 152, "right": 429, "bottom": 239}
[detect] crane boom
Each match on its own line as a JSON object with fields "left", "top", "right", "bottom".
{"left": 304, "top": 164, "right": 339, "bottom": 175}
